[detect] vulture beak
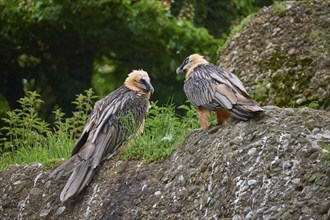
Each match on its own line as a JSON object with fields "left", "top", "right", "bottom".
{"left": 176, "top": 57, "right": 190, "bottom": 74}
{"left": 147, "top": 83, "right": 154, "bottom": 94}
{"left": 176, "top": 67, "right": 183, "bottom": 74}
{"left": 139, "top": 76, "right": 154, "bottom": 94}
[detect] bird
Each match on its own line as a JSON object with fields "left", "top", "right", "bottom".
{"left": 176, "top": 53, "right": 264, "bottom": 129}
{"left": 49, "top": 70, "right": 154, "bottom": 202}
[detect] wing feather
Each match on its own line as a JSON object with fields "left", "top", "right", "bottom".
{"left": 184, "top": 79, "right": 213, "bottom": 108}
{"left": 77, "top": 142, "right": 95, "bottom": 160}
{"left": 215, "top": 84, "right": 237, "bottom": 104}
{"left": 184, "top": 66, "right": 238, "bottom": 111}
{"left": 208, "top": 64, "right": 249, "bottom": 96}
{"left": 92, "top": 126, "right": 116, "bottom": 168}
{"left": 60, "top": 159, "right": 91, "bottom": 202}
{"left": 214, "top": 92, "right": 233, "bottom": 109}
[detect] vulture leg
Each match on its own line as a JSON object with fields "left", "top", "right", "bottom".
{"left": 216, "top": 108, "right": 232, "bottom": 125}
{"left": 197, "top": 107, "right": 211, "bottom": 129}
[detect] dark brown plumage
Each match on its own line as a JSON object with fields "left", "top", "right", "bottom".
{"left": 50, "top": 70, "right": 153, "bottom": 202}
{"left": 176, "top": 54, "right": 263, "bottom": 129}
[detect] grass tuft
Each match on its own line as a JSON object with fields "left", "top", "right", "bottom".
{"left": 273, "top": 1, "right": 287, "bottom": 15}
{"left": 121, "top": 102, "right": 199, "bottom": 163}
{"left": 0, "top": 134, "right": 74, "bottom": 171}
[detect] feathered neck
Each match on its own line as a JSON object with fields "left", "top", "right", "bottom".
{"left": 186, "top": 54, "right": 208, "bottom": 79}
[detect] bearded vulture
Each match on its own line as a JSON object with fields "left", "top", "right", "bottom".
{"left": 176, "top": 54, "right": 263, "bottom": 129}
{"left": 50, "top": 70, "right": 154, "bottom": 202}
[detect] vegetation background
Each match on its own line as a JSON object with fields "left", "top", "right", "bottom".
{"left": 0, "top": 0, "right": 275, "bottom": 169}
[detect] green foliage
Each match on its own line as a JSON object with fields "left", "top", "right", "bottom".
{"left": 0, "top": 134, "right": 74, "bottom": 171}
{"left": 70, "top": 88, "right": 98, "bottom": 139}
{"left": 0, "top": 89, "right": 97, "bottom": 171}
{"left": 1, "top": 91, "right": 49, "bottom": 153}
{"left": 305, "top": 101, "right": 320, "bottom": 110}
{"left": 121, "top": 102, "right": 199, "bottom": 163}
{"left": 233, "top": 0, "right": 258, "bottom": 15}
{"left": 0, "top": 0, "right": 220, "bottom": 117}
{"left": 273, "top": 1, "right": 287, "bottom": 15}
{"left": 171, "top": 0, "right": 273, "bottom": 37}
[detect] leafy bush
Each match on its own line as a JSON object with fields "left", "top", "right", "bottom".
{"left": 0, "top": 89, "right": 97, "bottom": 171}
{"left": 1, "top": 91, "right": 49, "bottom": 153}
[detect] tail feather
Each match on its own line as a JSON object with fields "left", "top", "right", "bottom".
{"left": 229, "top": 104, "right": 264, "bottom": 120}
{"left": 59, "top": 159, "right": 95, "bottom": 202}
{"left": 230, "top": 107, "right": 252, "bottom": 120}
{"left": 49, "top": 155, "right": 82, "bottom": 180}
{"left": 77, "top": 165, "right": 95, "bottom": 194}
{"left": 50, "top": 154, "right": 96, "bottom": 203}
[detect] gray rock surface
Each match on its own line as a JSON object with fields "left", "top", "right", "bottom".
{"left": 218, "top": 0, "right": 330, "bottom": 110}
{"left": 0, "top": 106, "right": 329, "bottom": 219}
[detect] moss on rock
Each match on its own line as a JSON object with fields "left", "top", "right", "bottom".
{"left": 260, "top": 50, "right": 315, "bottom": 107}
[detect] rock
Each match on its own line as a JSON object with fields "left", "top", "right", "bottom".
{"left": 169, "top": 202, "right": 181, "bottom": 213}
{"left": 0, "top": 106, "right": 329, "bottom": 220}
{"left": 218, "top": 0, "right": 330, "bottom": 110}
{"left": 247, "top": 148, "right": 257, "bottom": 156}
{"left": 2, "top": 194, "right": 7, "bottom": 200}
{"left": 323, "top": 130, "right": 330, "bottom": 139}
{"left": 56, "top": 206, "right": 66, "bottom": 215}
{"left": 319, "top": 201, "right": 330, "bottom": 215}
{"left": 116, "top": 161, "right": 128, "bottom": 174}
{"left": 288, "top": 48, "right": 296, "bottom": 55}
{"left": 39, "top": 209, "right": 50, "bottom": 218}
{"left": 291, "top": 178, "right": 300, "bottom": 185}
{"left": 247, "top": 179, "right": 257, "bottom": 186}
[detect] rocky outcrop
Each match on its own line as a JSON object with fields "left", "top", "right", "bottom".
{"left": 1, "top": 106, "right": 330, "bottom": 219}
{"left": 218, "top": 0, "right": 330, "bottom": 110}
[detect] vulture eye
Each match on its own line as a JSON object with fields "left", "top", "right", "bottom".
{"left": 183, "top": 57, "right": 189, "bottom": 65}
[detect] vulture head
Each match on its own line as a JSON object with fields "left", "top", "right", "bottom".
{"left": 125, "top": 70, "right": 154, "bottom": 95}
{"left": 176, "top": 53, "right": 208, "bottom": 74}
